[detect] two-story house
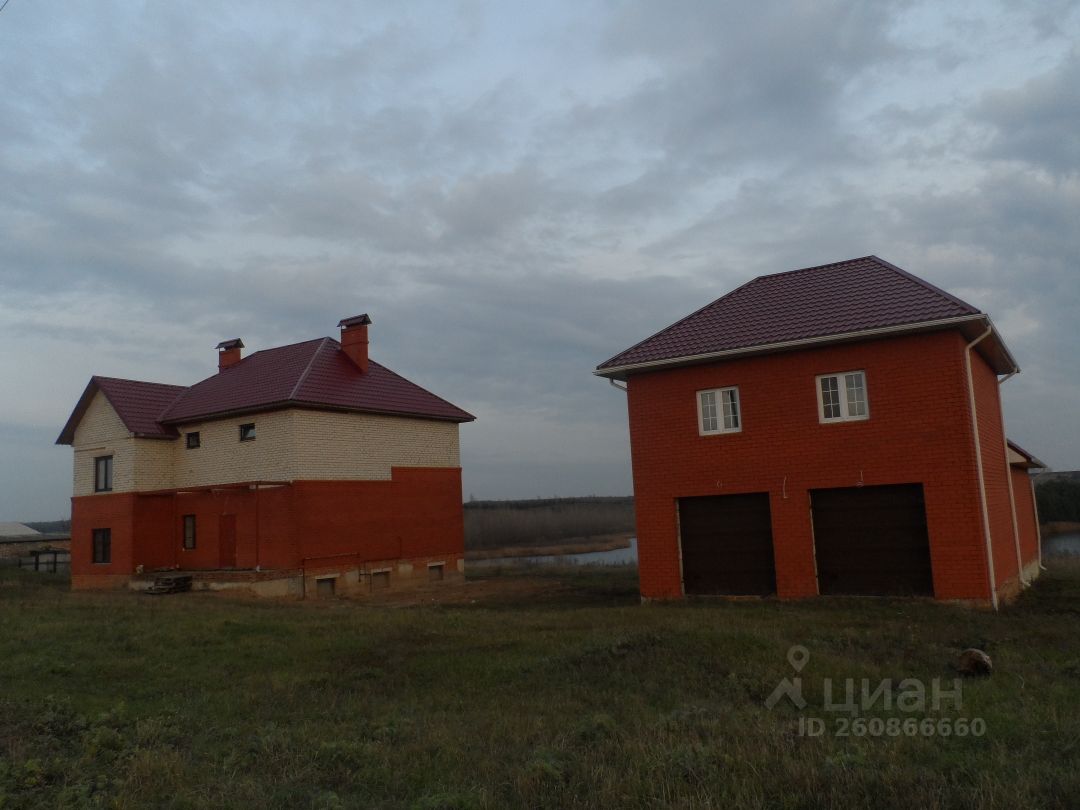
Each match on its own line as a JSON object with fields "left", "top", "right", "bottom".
{"left": 57, "top": 315, "right": 474, "bottom": 597}
{"left": 595, "top": 256, "right": 1044, "bottom": 608}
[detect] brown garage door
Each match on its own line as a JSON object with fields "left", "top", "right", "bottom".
{"left": 811, "top": 484, "right": 934, "bottom": 596}
{"left": 678, "top": 493, "right": 776, "bottom": 595}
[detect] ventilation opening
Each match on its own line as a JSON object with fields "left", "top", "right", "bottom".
{"left": 315, "top": 577, "right": 336, "bottom": 598}
{"left": 372, "top": 570, "right": 390, "bottom": 589}
{"left": 428, "top": 563, "right": 445, "bottom": 582}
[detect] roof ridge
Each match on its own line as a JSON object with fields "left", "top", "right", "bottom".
{"left": 288, "top": 337, "right": 331, "bottom": 400}
{"left": 869, "top": 255, "right": 981, "bottom": 314}
{"left": 596, "top": 272, "right": 761, "bottom": 369}
{"left": 93, "top": 374, "right": 185, "bottom": 390}
{"left": 359, "top": 359, "right": 474, "bottom": 418}
{"left": 752, "top": 255, "right": 878, "bottom": 281}
{"left": 246, "top": 336, "right": 328, "bottom": 359}
{"left": 156, "top": 383, "right": 194, "bottom": 424}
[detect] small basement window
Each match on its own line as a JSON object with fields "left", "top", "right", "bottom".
{"left": 239, "top": 423, "right": 256, "bottom": 442}
{"left": 186, "top": 432, "right": 201, "bottom": 449}
{"left": 94, "top": 455, "right": 113, "bottom": 492}
{"left": 818, "top": 371, "right": 869, "bottom": 423}
{"left": 316, "top": 577, "right": 336, "bottom": 598}
{"left": 92, "top": 528, "right": 111, "bottom": 564}
{"left": 182, "top": 514, "right": 196, "bottom": 550}
{"left": 372, "top": 570, "right": 391, "bottom": 589}
{"left": 428, "top": 563, "right": 445, "bottom": 582}
{"left": 698, "top": 387, "right": 741, "bottom": 435}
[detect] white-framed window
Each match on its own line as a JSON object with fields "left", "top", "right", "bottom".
{"left": 698, "top": 387, "right": 741, "bottom": 435}
{"left": 817, "top": 370, "right": 869, "bottom": 422}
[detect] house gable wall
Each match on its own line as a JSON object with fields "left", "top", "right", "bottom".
{"left": 72, "top": 392, "right": 136, "bottom": 496}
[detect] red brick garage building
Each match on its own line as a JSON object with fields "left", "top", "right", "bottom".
{"left": 595, "top": 256, "right": 1044, "bottom": 608}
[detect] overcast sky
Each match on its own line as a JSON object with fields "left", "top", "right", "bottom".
{"left": 1, "top": 1, "right": 1078, "bottom": 520}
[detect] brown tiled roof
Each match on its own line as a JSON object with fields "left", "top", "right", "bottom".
{"left": 57, "top": 338, "right": 473, "bottom": 445}
{"left": 596, "top": 256, "right": 1014, "bottom": 375}
{"left": 56, "top": 377, "right": 186, "bottom": 444}
{"left": 160, "top": 338, "right": 474, "bottom": 424}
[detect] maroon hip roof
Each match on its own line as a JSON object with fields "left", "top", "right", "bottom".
{"left": 58, "top": 337, "right": 473, "bottom": 445}
{"left": 597, "top": 256, "right": 988, "bottom": 372}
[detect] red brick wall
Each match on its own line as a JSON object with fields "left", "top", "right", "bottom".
{"left": 969, "top": 354, "right": 1020, "bottom": 592}
{"left": 625, "top": 330, "right": 994, "bottom": 602}
{"left": 70, "top": 467, "right": 463, "bottom": 587}
{"left": 293, "top": 468, "right": 465, "bottom": 564}
{"left": 70, "top": 492, "right": 136, "bottom": 587}
{"left": 1011, "top": 468, "right": 1041, "bottom": 569}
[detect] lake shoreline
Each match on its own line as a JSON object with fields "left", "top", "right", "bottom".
{"left": 1041, "top": 521, "right": 1080, "bottom": 537}
{"left": 465, "top": 533, "right": 633, "bottom": 561}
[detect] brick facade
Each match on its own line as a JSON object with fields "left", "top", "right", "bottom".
{"left": 70, "top": 468, "right": 465, "bottom": 591}
{"left": 625, "top": 329, "right": 1036, "bottom": 605}
{"left": 68, "top": 396, "right": 466, "bottom": 594}
{"left": 71, "top": 394, "right": 460, "bottom": 497}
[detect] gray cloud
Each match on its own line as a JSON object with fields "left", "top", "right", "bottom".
{"left": 976, "top": 49, "right": 1080, "bottom": 174}
{"left": 1, "top": 0, "right": 1079, "bottom": 520}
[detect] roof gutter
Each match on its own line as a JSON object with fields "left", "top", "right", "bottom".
{"left": 595, "top": 314, "right": 1001, "bottom": 379}
{"left": 965, "top": 324, "right": 998, "bottom": 610}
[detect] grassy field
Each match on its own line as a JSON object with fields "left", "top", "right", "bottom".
{"left": 1, "top": 563, "right": 1079, "bottom": 809}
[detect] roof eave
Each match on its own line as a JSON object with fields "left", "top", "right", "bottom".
{"left": 1007, "top": 440, "right": 1047, "bottom": 471}
{"left": 595, "top": 314, "right": 1017, "bottom": 380}
{"left": 56, "top": 378, "right": 102, "bottom": 445}
{"left": 160, "top": 400, "right": 475, "bottom": 426}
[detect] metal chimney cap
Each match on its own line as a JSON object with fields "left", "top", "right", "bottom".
{"left": 337, "top": 314, "right": 372, "bottom": 328}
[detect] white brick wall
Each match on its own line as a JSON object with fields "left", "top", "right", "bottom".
{"left": 72, "top": 391, "right": 136, "bottom": 496}
{"left": 133, "top": 439, "right": 176, "bottom": 491}
{"left": 70, "top": 395, "right": 462, "bottom": 494}
{"left": 171, "top": 410, "right": 297, "bottom": 488}
{"left": 290, "top": 409, "right": 460, "bottom": 480}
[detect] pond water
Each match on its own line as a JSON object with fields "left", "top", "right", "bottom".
{"left": 1044, "top": 532, "right": 1080, "bottom": 557}
{"left": 469, "top": 537, "right": 638, "bottom": 568}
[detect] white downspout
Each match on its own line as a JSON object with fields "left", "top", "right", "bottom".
{"left": 965, "top": 325, "right": 998, "bottom": 610}
{"left": 997, "top": 371, "right": 1027, "bottom": 587}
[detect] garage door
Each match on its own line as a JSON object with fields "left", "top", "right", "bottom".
{"left": 678, "top": 493, "right": 776, "bottom": 595}
{"left": 811, "top": 484, "right": 933, "bottom": 596}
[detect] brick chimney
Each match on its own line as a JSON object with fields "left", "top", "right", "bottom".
{"left": 338, "top": 314, "right": 371, "bottom": 372}
{"left": 216, "top": 338, "right": 244, "bottom": 372}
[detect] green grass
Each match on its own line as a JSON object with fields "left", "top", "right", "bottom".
{"left": 1, "top": 562, "right": 1079, "bottom": 809}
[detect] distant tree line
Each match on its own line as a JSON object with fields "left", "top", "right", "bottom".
{"left": 1035, "top": 478, "right": 1080, "bottom": 523}
{"left": 464, "top": 497, "right": 635, "bottom": 550}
